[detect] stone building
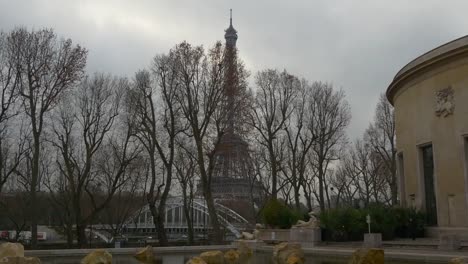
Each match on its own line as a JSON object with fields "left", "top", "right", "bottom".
{"left": 386, "top": 35, "right": 468, "bottom": 238}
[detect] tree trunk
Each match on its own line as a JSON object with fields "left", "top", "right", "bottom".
{"left": 194, "top": 133, "right": 222, "bottom": 242}
{"left": 156, "top": 167, "right": 172, "bottom": 246}
{"left": 76, "top": 223, "right": 87, "bottom": 248}
{"left": 149, "top": 203, "right": 167, "bottom": 246}
{"left": 29, "top": 134, "right": 40, "bottom": 248}
{"left": 318, "top": 162, "right": 325, "bottom": 211}
{"left": 294, "top": 183, "right": 301, "bottom": 211}
{"left": 66, "top": 224, "right": 73, "bottom": 248}
{"left": 268, "top": 140, "right": 277, "bottom": 200}
{"left": 182, "top": 194, "right": 194, "bottom": 245}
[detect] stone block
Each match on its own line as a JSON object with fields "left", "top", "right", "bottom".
{"left": 289, "top": 228, "right": 321, "bottom": 247}
{"left": 223, "top": 250, "right": 240, "bottom": 264}
{"left": 134, "top": 245, "right": 155, "bottom": 263}
{"left": 186, "top": 256, "right": 207, "bottom": 264}
{"left": 363, "top": 233, "right": 382, "bottom": 248}
{"left": 348, "top": 248, "right": 384, "bottom": 264}
{"left": 0, "top": 242, "right": 24, "bottom": 259}
{"left": 272, "top": 242, "right": 305, "bottom": 264}
{"left": 199, "top": 250, "right": 224, "bottom": 264}
{"left": 81, "top": 249, "right": 112, "bottom": 264}
{"left": 449, "top": 257, "right": 468, "bottom": 264}
{"left": 438, "top": 234, "right": 461, "bottom": 251}
{"left": 256, "top": 229, "right": 290, "bottom": 243}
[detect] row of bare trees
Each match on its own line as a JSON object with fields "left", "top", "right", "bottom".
{"left": 0, "top": 27, "right": 398, "bottom": 248}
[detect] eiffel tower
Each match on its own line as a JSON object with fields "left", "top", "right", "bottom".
{"left": 209, "top": 10, "right": 262, "bottom": 221}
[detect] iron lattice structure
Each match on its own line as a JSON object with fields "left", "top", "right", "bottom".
{"left": 208, "top": 11, "right": 263, "bottom": 221}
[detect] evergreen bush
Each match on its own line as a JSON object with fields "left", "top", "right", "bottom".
{"left": 319, "top": 205, "right": 426, "bottom": 241}
{"left": 261, "top": 199, "right": 301, "bottom": 229}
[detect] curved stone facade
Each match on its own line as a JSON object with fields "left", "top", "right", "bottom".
{"left": 387, "top": 35, "right": 468, "bottom": 230}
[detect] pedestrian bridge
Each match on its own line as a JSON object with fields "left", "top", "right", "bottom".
{"left": 124, "top": 197, "right": 250, "bottom": 239}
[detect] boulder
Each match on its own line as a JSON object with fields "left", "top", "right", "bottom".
{"left": 223, "top": 250, "right": 239, "bottom": 264}
{"left": 134, "top": 245, "right": 155, "bottom": 263}
{"left": 81, "top": 249, "right": 112, "bottom": 264}
{"left": 272, "top": 242, "right": 304, "bottom": 264}
{"left": 348, "top": 248, "right": 384, "bottom": 264}
{"left": 450, "top": 257, "right": 468, "bottom": 264}
{"left": 0, "top": 243, "right": 24, "bottom": 260}
{"left": 0, "top": 256, "right": 41, "bottom": 264}
{"left": 186, "top": 257, "right": 207, "bottom": 264}
{"left": 199, "top": 251, "right": 224, "bottom": 264}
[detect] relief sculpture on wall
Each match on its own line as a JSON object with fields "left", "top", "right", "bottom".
{"left": 435, "top": 86, "right": 454, "bottom": 117}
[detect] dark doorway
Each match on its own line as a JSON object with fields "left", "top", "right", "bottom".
{"left": 421, "top": 145, "right": 437, "bottom": 226}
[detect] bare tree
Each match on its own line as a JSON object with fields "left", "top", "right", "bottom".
{"left": 330, "top": 154, "right": 359, "bottom": 208}
{"left": 173, "top": 41, "right": 227, "bottom": 242}
{"left": 250, "top": 69, "right": 298, "bottom": 200}
{"left": 100, "top": 159, "right": 146, "bottom": 239}
{"left": 365, "top": 94, "right": 397, "bottom": 205}
{"left": 50, "top": 74, "right": 138, "bottom": 247}
{"left": 174, "top": 141, "right": 197, "bottom": 245}
{"left": 0, "top": 31, "right": 23, "bottom": 193}
{"left": 306, "top": 82, "right": 351, "bottom": 211}
{"left": 128, "top": 51, "right": 184, "bottom": 245}
{"left": 282, "top": 79, "right": 316, "bottom": 210}
{"left": 9, "top": 28, "right": 87, "bottom": 247}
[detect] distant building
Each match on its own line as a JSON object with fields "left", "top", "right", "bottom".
{"left": 387, "top": 35, "right": 468, "bottom": 239}
{"left": 203, "top": 10, "right": 263, "bottom": 222}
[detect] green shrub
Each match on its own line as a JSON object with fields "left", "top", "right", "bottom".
{"left": 364, "top": 205, "right": 398, "bottom": 240}
{"left": 320, "top": 207, "right": 366, "bottom": 241}
{"left": 319, "top": 205, "right": 426, "bottom": 241}
{"left": 261, "top": 199, "right": 301, "bottom": 229}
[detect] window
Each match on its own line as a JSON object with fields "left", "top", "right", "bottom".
{"left": 420, "top": 144, "right": 437, "bottom": 226}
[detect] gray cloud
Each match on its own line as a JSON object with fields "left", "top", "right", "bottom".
{"left": 1, "top": 0, "right": 467, "bottom": 138}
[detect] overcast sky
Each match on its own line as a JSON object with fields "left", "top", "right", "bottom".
{"left": 1, "top": 0, "right": 468, "bottom": 138}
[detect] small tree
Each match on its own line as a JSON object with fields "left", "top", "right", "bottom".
{"left": 366, "top": 94, "right": 397, "bottom": 205}
{"left": 250, "top": 69, "right": 298, "bottom": 200}
{"left": 306, "top": 82, "right": 351, "bottom": 211}
{"left": 173, "top": 41, "right": 226, "bottom": 242}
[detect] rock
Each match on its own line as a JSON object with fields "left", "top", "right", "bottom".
{"left": 348, "top": 248, "right": 384, "bottom": 264}
{"left": 199, "top": 250, "right": 224, "bottom": 264}
{"left": 223, "top": 250, "right": 239, "bottom": 264}
{"left": 81, "top": 249, "right": 112, "bottom": 264}
{"left": 450, "top": 257, "right": 468, "bottom": 264}
{"left": 286, "top": 254, "right": 303, "bottom": 264}
{"left": 0, "top": 256, "right": 41, "bottom": 264}
{"left": 0, "top": 243, "right": 24, "bottom": 260}
{"left": 236, "top": 241, "right": 253, "bottom": 261}
{"left": 272, "top": 242, "right": 304, "bottom": 264}
{"left": 134, "top": 245, "right": 155, "bottom": 263}
{"left": 240, "top": 232, "right": 255, "bottom": 240}
{"left": 186, "top": 257, "right": 207, "bottom": 264}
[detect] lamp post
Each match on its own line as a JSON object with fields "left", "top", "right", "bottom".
{"left": 366, "top": 214, "right": 371, "bottom": 234}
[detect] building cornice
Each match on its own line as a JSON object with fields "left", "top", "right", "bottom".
{"left": 386, "top": 35, "right": 468, "bottom": 105}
